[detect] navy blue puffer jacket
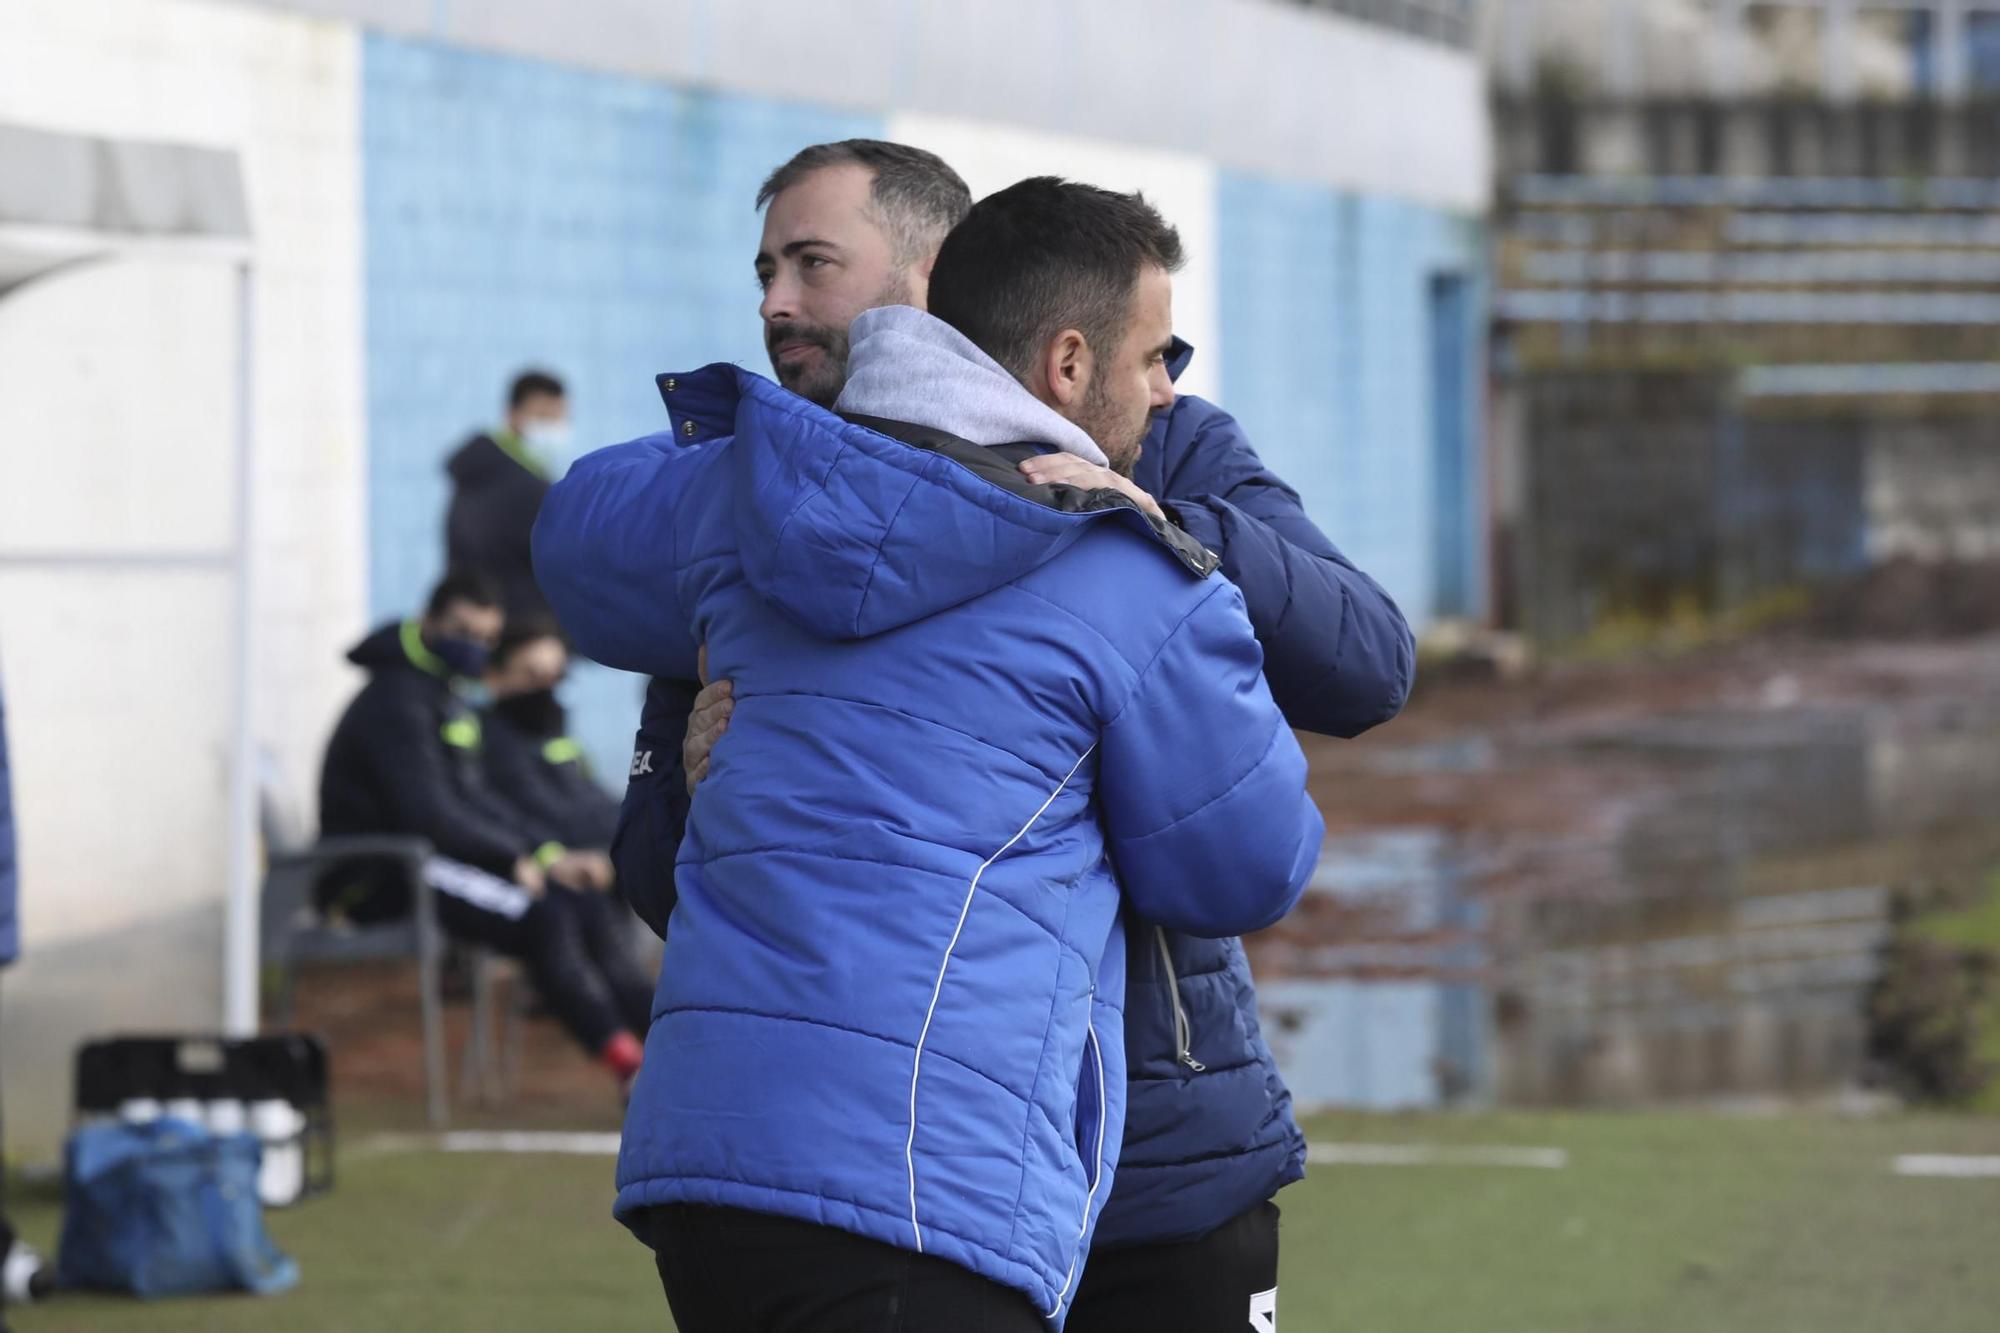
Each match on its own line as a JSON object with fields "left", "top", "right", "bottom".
{"left": 1097, "top": 374, "right": 1413, "bottom": 1247}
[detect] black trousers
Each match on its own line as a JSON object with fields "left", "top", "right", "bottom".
{"left": 319, "top": 853, "right": 655, "bottom": 1053}
{"left": 409, "top": 859, "right": 654, "bottom": 1055}
{"left": 642, "top": 1205, "right": 1044, "bottom": 1333}
{"left": 440, "top": 880, "right": 653, "bottom": 1054}
{"left": 1068, "top": 1202, "right": 1281, "bottom": 1333}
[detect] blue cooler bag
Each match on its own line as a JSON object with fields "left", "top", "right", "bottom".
{"left": 57, "top": 1118, "right": 299, "bottom": 1298}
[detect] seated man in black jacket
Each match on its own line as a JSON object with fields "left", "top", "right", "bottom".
{"left": 480, "top": 616, "right": 654, "bottom": 968}
{"left": 317, "top": 572, "right": 651, "bottom": 1091}
{"left": 480, "top": 619, "right": 621, "bottom": 855}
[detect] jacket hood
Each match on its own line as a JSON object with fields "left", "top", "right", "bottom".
{"left": 657, "top": 359, "right": 1214, "bottom": 645}
{"left": 833, "top": 306, "right": 1108, "bottom": 466}
{"left": 448, "top": 431, "right": 544, "bottom": 486}
{"left": 346, "top": 619, "right": 447, "bottom": 679}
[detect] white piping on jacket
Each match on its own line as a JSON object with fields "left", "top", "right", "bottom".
{"left": 905, "top": 744, "right": 1097, "bottom": 1254}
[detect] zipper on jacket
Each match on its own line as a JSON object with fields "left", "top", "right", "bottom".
{"left": 1049, "top": 1010, "right": 1112, "bottom": 1319}
{"left": 1081, "top": 1017, "right": 1107, "bottom": 1195}
{"left": 1154, "top": 926, "right": 1206, "bottom": 1072}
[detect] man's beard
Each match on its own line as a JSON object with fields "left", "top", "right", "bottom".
{"left": 764, "top": 273, "right": 913, "bottom": 408}
{"left": 764, "top": 319, "right": 850, "bottom": 408}
{"left": 1074, "top": 374, "right": 1148, "bottom": 477}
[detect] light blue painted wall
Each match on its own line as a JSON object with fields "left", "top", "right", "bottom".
{"left": 1268, "top": 833, "right": 1490, "bottom": 1109}
{"left": 1259, "top": 979, "right": 1443, "bottom": 1111}
{"left": 360, "top": 36, "right": 1489, "bottom": 780}
{"left": 1429, "top": 273, "right": 1476, "bottom": 618}
{"left": 1218, "top": 173, "right": 1487, "bottom": 630}
{"left": 362, "top": 34, "right": 879, "bottom": 773}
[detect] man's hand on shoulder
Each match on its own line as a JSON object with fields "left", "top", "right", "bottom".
{"left": 1018, "top": 453, "right": 1166, "bottom": 524}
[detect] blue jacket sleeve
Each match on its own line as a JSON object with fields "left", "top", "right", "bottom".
{"left": 610, "top": 677, "right": 697, "bottom": 940}
{"left": 1097, "top": 579, "right": 1324, "bottom": 938}
{"left": 1156, "top": 398, "right": 1415, "bottom": 739}
{"left": 530, "top": 437, "right": 704, "bottom": 682}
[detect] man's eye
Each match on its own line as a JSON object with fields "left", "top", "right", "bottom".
{"left": 801, "top": 255, "right": 829, "bottom": 270}
{"left": 754, "top": 271, "right": 773, "bottom": 292}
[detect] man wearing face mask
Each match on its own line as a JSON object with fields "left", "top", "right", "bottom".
{"left": 445, "top": 369, "right": 571, "bottom": 623}
{"left": 480, "top": 618, "right": 623, "bottom": 863}
{"left": 317, "top": 572, "right": 649, "bottom": 1089}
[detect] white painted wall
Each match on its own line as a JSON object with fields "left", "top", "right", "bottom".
{"left": 886, "top": 113, "right": 1223, "bottom": 403}
{"left": 213, "top": 0, "right": 1491, "bottom": 214}
{"left": 0, "top": 0, "right": 365, "bottom": 948}
{"left": 0, "top": 261, "right": 239, "bottom": 943}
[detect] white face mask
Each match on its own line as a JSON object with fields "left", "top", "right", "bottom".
{"left": 518, "top": 417, "right": 574, "bottom": 459}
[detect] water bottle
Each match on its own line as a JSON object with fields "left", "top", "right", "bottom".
{"left": 117, "top": 1097, "right": 162, "bottom": 1124}
{"left": 251, "top": 1099, "right": 306, "bottom": 1206}
{"left": 162, "top": 1097, "right": 206, "bottom": 1128}
{"left": 1, "top": 1233, "right": 53, "bottom": 1306}
{"left": 205, "top": 1098, "right": 248, "bottom": 1138}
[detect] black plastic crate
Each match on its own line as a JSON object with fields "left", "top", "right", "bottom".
{"left": 72, "top": 1033, "right": 333, "bottom": 1203}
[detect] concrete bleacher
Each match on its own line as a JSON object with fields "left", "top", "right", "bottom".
{"left": 1488, "top": 96, "right": 2000, "bottom": 643}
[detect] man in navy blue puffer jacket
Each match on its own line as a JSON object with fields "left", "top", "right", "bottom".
{"left": 537, "top": 179, "right": 1324, "bottom": 1330}
{"left": 618, "top": 143, "right": 1414, "bottom": 1329}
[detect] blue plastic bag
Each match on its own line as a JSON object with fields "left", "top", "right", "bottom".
{"left": 57, "top": 1118, "right": 299, "bottom": 1298}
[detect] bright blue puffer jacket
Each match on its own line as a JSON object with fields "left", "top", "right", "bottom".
{"left": 610, "top": 342, "right": 1414, "bottom": 1252}
{"left": 533, "top": 351, "right": 1322, "bottom": 1321}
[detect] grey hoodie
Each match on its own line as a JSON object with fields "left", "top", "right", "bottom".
{"left": 834, "top": 305, "right": 1110, "bottom": 466}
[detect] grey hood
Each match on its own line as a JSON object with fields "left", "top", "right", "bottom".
{"left": 833, "top": 305, "right": 1109, "bottom": 466}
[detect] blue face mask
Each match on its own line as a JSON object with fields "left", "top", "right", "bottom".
{"left": 427, "top": 634, "right": 490, "bottom": 680}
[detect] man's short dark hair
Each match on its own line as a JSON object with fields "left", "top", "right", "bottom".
{"left": 756, "top": 140, "right": 971, "bottom": 265}
{"left": 492, "top": 614, "right": 567, "bottom": 668}
{"left": 426, "top": 569, "right": 502, "bottom": 620}
{"left": 926, "top": 177, "right": 1185, "bottom": 381}
{"left": 508, "top": 369, "right": 565, "bottom": 410}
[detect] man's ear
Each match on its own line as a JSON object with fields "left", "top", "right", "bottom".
{"left": 1039, "top": 329, "right": 1092, "bottom": 410}
{"left": 905, "top": 254, "right": 937, "bottom": 312}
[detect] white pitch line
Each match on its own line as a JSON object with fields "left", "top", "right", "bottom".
{"left": 1309, "top": 1142, "right": 1569, "bottom": 1170}
{"left": 350, "top": 1135, "right": 2000, "bottom": 1179}
{"left": 345, "top": 1130, "right": 624, "bottom": 1161}
{"left": 376, "top": 1133, "right": 1572, "bottom": 1169}
{"left": 440, "top": 1131, "right": 623, "bottom": 1156}
{"left": 1893, "top": 1154, "right": 2000, "bottom": 1179}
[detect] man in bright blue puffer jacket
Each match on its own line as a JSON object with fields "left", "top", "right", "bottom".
{"left": 623, "top": 142, "right": 1415, "bottom": 1329}
{"left": 535, "top": 179, "right": 1323, "bottom": 1330}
